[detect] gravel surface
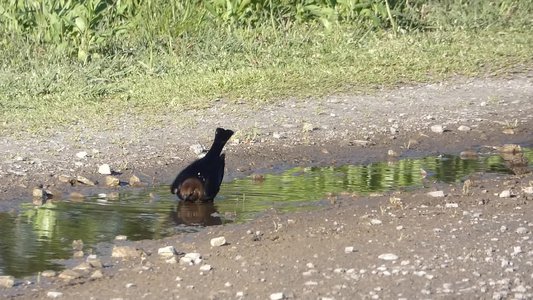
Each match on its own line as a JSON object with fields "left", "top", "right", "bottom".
{"left": 1, "top": 73, "right": 532, "bottom": 299}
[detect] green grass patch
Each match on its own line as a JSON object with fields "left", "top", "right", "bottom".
{"left": 1, "top": 1, "right": 532, "bottom": 135}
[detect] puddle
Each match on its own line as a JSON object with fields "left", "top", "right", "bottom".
{"left": 0, "top": 147, "right": 531, "bottom": 278}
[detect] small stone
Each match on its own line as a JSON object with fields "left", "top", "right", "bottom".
{"left": 210, "top": 236, "right": 227, "bottom": 247}
{"left": 523, "top": 187, "right": 533, "bottom": 194}
{"left": 378, "top": 253, "right": 399, "bottom": 261}
{"left": 445, "top": 203, "right": 458, "bottom": 208}
{"left": 76, "top": 175, "right": 95, "bottom": 186}
{"left": 272, "top": 132, "right": 283, "bottom": 139}
{"left": 75, "top": 151, "right": 88, "bottom": 159}
{"left": 0, "top": 275, "right": 15, "bottom": 288}
{"left": 199, "top": 264, "right": 212, "bottom": 272}
{"left": 41, "top": 270, "right": 57, "bottom": 277}
{"left": 502, "top": 128, "right": 515, "bottom": 135}
{"left": 516, "top": 227, "right": 529, "bottom": 234}
{"left": 370, "top": 219, "right": 382, "bottom": 225}
{"left": 430, "top": 125, "right": 444, "bottom": 133}
{"left": 189, "top": 144, "right": 205, "bottom": 155}
{"left": 345, "top": 246, "right": 355, "bottom": 253}
{"left": 33, "top": 188, "right": 44, "bottom": 198}
{"left": 457, "top": 125, "right": 471, "bottom": 132}
{"left": 112, "top": 245, "right": 142, "bottom": 258}
{"left": 58, "top": 269, "right": 81, "bottom": 281}
{"left": 157, "top": 246, "right": 177, "bottom": 257}
{"left": 499, "top": 190, "right": 511, "bottom": 198}
{"left": 180, "top": 253, "right": 202, "bottom": 265}
{"left": 47, "top": 291, "right": 63, "bottom": 298}
{"left": 129, "top": 175, "right": 141, "bottom": 186}
{"left": 90, "top": 270, "right": 103, "bottom": 279}
{"left": 87, "top": 255, "right": 103, "bottom": 268}
{"left": 58, "top": 175, "right": 73, "bottom": 183}
{"left": 396, "top": 226, "right": 404, "bottom": 230}
{"left": 73, "top": 250, "right": 84, "bottom": 258}
{"left": 105, "top": 176, "right": 120, "bottom": 187}
{"left": 115, "top": 235, "right": 128, "bottom": 241}
{"left": 302, "top": 123, "right": 316, "bottom": 132}
{"left": 126, "top": 283, "right": 136, "bottom": 288}
{"left": 428, "top": 191, "right": 445, "bottom": 197}
{"left": 73, "top": 262, "right": 92, "bottom": 271}
{"left": 98, "top": 164, "right": 112, "bottom": 175}
{"left": 270, "top": 292, "right": 285, "bottom": 300}
{"left": 166, "top": 257, "right": 178, "bottom": 264}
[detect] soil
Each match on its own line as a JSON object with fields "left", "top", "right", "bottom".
{"left": 1, "top": 72, "right": 533, "bottom": 299}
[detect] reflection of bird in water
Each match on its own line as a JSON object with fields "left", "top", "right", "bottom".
{"left": 171, "top": 128, "right": 234, "bottom": 202}
{"left": 171, "top": 201, "right": 223, "bottom": 226}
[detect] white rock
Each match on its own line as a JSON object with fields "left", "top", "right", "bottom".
{"left": 98, "top": 164, "right": 112, "bottom": 175}
{"left": 0, "top": 275, "right": 15, "bottom": 288}
{"left": 428, "top": 191, "right": 445, "bottom": 197}
{"left": 511, "top": 246, "right": 522, "bottom": 256}
{"left": 75, "top": 151, "right": 88, "bottom": 159}
{"left": 516, "top": 227, "right": 529, "bottom": 234}
{"left": 303, "top": 123, "right": 316, "bottom": 132}
{"left": 158, "top": 246, "right": 177, "bottom": 257}
{"left": 370, "top": 219, "right": 382, "bottom": 225}
{"left": 457, "top": 125, "right": 471, "bottom": 132}
{"left": 189, "top": 144, "right": 205, "bottom": 155}
{"left": 445, "top": 203, "right": 458, "bottom": 208}
{"left": 522, "top": 187, "right": 533, "bottom": 194}
{"left": 396, "top": 225, "right": 404, "bottom": 230}
{"left": 430, "top": 125, "right": 444, "bottom": 133}
{"left": 111, "top": 245, "right": 141, "bottom": 258}
{"left": 210, "top": 236, "right": 227, "bottom": 247}
{"left": 180, "top": 253, "right": 202, "bottom": 265}
{"left": 344, "top": 246, "right": 355, "bottom": 253}
{"left": 47, "top": 291, "right": 63, "bottom": 298}
{"left": 115, "top": 235, "right": 128, "bottom": 241}
{"left": 270, "top": 292, "right": 285, "bottom": 300}
{"left": 199, "top": 264, "right": 212, "bottom": 272}
{"left": 499, "top": 190, "right": 511, "bottom": 198}
{"left": 378, "top": 253, "right": 399, "bottom": 261}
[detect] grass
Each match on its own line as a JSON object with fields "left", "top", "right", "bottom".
{"left": 1, "top": 1, "right": 532, "bottom": 135}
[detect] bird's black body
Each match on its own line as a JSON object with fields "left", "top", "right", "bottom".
{"left": 171, "top": 128, "right": 234, "bottom": 202}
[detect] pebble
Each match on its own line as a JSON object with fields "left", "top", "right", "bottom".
{"left": 516, "top": 227, "right": 529, "bottom": 234}
{"left": 47, "top": 291, "right": 63, "bottom": 298}
{"left": 302, "top": 123, "right": 316, "bottom": 132}
{"left": 428, "top": 191, "right": 445, "bottom": 197}
{"left": 75, "top": 151, "right": 88, "bottom": 159}
{"left": 199, "top": 264, "right": 212, "bottom": 272}
{"left": 0, "top": 275, "right": 15, "bottom": 288}
{"left": 158, "top": 246, "right": 177, "bottom": 257}
{"left": 523, "top": 187, "right": 533, "bottom": 194}
{"left": 345, "top": 246, "right": 355, "bottom": 253}
{"left": 91, "top": 270, "right": 103, "bottom": 279}
{"left": 457, "top": 125, "right": 471, "bottom": 132}
{"left": 87, "top": 255, "right": 103, "bottom": 268}
{"left": 115, "top": 235, "right": 128, "bottom": 241}
{"left": 41, "top": 270, "right": 57, "bottom": 277}
{"left": 76, "top": 175, "right": 95, "bottom": 186}
{"left": 430, "top": 125, "right": 444, "bottom": 133}
{"left": 129, "top": 175, "right": 141, "bottom": 186}
{"left": 58, "top": 270, "right": 81, "bottom": 281}
{"left": 378, "top": 253, "right": 399, "bottom": 261}
{"left": 189, "top": 144, "right": 205, "bottom": 155}
{"left": 499, "top": 190, "right": 511, "bottom": 198}
{"left": 105, "top": 176, "right": 120, "bottom": 187}
{"left": 125, "top": 283, "right": 136, "bottom": 288}
{"left": 370, "top": 219, "right": 382, "bottom": 225}
{"left": 111, "top": 245, "right": 141, "bottom": 258}
{"left": 210, "top": 236, "right": 227, "bottom": 247}
{"left": 445, "top": 203, "right": 458, "bottom": 208}
{"left": 98, "top": 164, "right": 112, "bottom": 175}
{"left": 180, "top": 253, "right": 202, "bottom": 265}
{"left": 270, "top": 292, "right": 285, "bottom": 300}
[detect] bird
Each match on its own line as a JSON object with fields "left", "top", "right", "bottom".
{"left": 171, "top": 127, "right": 234, "bottom": 202}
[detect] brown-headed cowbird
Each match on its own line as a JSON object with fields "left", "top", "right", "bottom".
{"left": 171, "top": 128, "right": 234, "bottom": 202}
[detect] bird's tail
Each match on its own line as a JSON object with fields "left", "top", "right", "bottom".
{"left": 206, "top": 128, "right": 234, "bottom": 157}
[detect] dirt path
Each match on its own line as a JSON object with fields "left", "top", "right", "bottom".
{"left": 1, "top": 73, "right": 533, "bottom": 299}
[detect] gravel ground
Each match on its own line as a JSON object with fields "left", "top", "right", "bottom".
{"left": 1, "top": 72, "right": 532, "bottom": 299}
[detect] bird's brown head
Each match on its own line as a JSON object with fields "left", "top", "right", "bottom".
{"left": 179, "top": 178, "right": 205, "bottom": 202}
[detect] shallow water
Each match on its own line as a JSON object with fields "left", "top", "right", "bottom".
{"left": 0, "top": 148, "right": 531, "bottom": 278}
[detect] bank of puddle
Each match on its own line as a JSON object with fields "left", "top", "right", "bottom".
{"left": 0, "top": 146, "right": 531, "bottom": 278}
